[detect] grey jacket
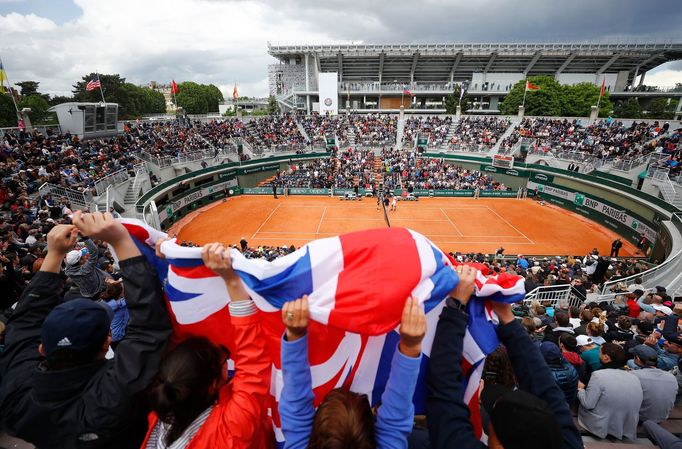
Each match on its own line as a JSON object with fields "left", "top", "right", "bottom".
{"left": 578, "top": 368, "right": 643, "bottom": 439}
{"left": 631, "top": 367, "right": 678, "bottom": 423}
{"left": 64, "top": 238, "right": 108, "bottom": 298}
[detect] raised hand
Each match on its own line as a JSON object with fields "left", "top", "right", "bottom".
{"left": 201, "top": 243, "right": 235, "bottom": 278}
{"left": 46, "top": 224, "right": 79, "bottom": 256}
{"left": 72, "top": 211, "right": 128, "bottom": 244}
{"left": 399, "top": 296, "right": 426, "bottom": 358}
{"left": 449, "top": 264, "right": 477, "bottom": 304}
{"left": 282, "top": 295, "right": 309, "bottom": 342}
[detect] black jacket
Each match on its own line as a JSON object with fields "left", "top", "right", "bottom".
{"left": 546, "top": 359, "right": 579, "bottom": 408}
{"left": 0, "top": 256, "right": 172, "bottom": 449}
{"left": 426, "top": 306, "right": 583, "bottom": 449}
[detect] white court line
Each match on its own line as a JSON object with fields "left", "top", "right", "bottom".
{"left": 485, "top": 206, "right": 535, "bottom": 244}
{"left": 250, "top": 203, "right": 282, "bottom": 239}
{"left": 322, "top": 217, "right": 452, "bottom": 223}
{"left": 439, "top": 208, "right": 464, "bottom": 237}
{"left": 277, "top": 204, "right": 488, "bottom": 211}
{"left": 251, "top": 235, "right": 537, "bottom": 244}
{"left": 316, "top": 207, "right": 327, "bottom": 234}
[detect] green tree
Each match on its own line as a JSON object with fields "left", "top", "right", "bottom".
{"left": 647, "top": 98, "right": 676, "bottom": 119}
{"left": 445, "top": 84, "right": 471, "bottom": 114}
{"left": 613, "top": 98, "right": 642, "bottom": 119}
{"left": 202, "top": 84, "right": 224, "bottom": 112}
{"left": 73, "top": 73, "right": 129, "bottom": 106}
{"left": 499, "top": 76, "right": 563, "bottom": 116}
{"left": 49, "top": 95, "right": 74, "bottom": 106}
{"left": 560, "top": 82, "right": 612, "bottom": 117}
{"left": 267, "top": 95, "right": 279, "bottom": 114}
{"left": 0, "top": 93, "right": 18, "bottom": 127}
{"left": 71, "top": 74, "right": 168, "bottom": 117}
{"left": 15, "top": 81, "right": 45, "bottom": 98}
{"left": 18, "top": 94, "right": 53, "bottom": 124}
{"left": 175, "top": 81, "right": 209, "bottom": 114}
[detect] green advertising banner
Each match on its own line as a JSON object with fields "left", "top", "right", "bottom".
{"left": 237, "top": 163, "right": 280, "bottom": 175}
{"left": 480, "top": 165, "right": 529, "bottom": 177}
{"left": 529, "top": 172, "right": 554, "bottom": 184}
{"left": 527, "top": 180, "right": 657, "bottom": 243}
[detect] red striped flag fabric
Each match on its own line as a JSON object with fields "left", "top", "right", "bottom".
{"left": 118, "top": 219, "right": 526, "bottom": 444}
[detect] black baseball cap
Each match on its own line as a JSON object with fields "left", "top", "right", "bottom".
{"left": 481, "top": 386, "right": 563, "bottom": 449}
{"left": 40, "top": 299, "right": 113, "bottom": 359}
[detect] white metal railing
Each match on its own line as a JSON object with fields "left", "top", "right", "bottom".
{"left": 600, "top": 213, "right": 682, "bottom": 296}
{"left": 523, "top": 284, "right": 586, "bottom": 308}
{"left": 93, "top": 168, "right": 130, "bottom": 196}
{"left": 444, "top": 143, "right": 493, "bottom": 153}
{"left": 648, "top": 167, "right": 681, "bottom": 206}
{"left": 38, "top": 183, "right": 94, "bottom": 210}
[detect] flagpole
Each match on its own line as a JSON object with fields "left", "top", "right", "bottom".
{"left": 522, "top": 78, "right": 528, "bottom": 108}
{"left": 0, "top": 56, "right": 21, "bottom": 118}
{"left": 96, "top": 72, "right": 106, "bottom": 103}
{"left": 596, "top": 77, "right": 604, "bottom": 111}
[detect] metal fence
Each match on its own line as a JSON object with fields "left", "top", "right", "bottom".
{"left": 93, "top": 168, "right": 130, "bottom": 196}
{"left": 600, "top": 213, "right": 682, "bottom": 298}
{"left": 38, "top": 183, "right": 94, "bottom": 210}
{"left": 523, "top": 284, "right": 586, "bottom": 308}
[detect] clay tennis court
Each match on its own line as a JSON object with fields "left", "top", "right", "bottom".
{"left": 171, "top": 195, "right": 639, "bottom": 257}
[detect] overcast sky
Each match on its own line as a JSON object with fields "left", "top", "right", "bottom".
{"left": 1, "top": 0, "right": 681, "bottom": 98}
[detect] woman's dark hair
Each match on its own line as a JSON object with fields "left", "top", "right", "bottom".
{"left": 308, "top": 388, "right": 376, "bottom": 449}
{"left": 149, "top": 337, "right": 229, "bottom": 446}
{"left": 482, "top": 346, "right": 517, "bottom": 389}
{"left": 100, "top": 282, "right": 123, "bottom": 301}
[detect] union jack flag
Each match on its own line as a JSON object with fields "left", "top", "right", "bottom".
{"left": 86, "top": 74, "right": 101, "bottom": 91}
{"left": 118, "top": 218, "right": 526, "bottom": 444}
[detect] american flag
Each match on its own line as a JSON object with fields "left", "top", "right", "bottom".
{"left": 118, "top": 219, "right": 526, "bottom": 445}
{"left": 86, "top": 75, "right": 101, "bottom": 91}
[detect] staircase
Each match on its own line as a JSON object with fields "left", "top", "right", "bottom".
{"left": 395, "top": 115, "right": 406, "bottom": 150}
{"left": 276, "top": 93, "right": 304, "bottom": 112}
{"left": 441, "top": 119, "right": 460, "bottom": 150}
{"left": 650, "top": 168, "right": 682, "bottom": 208}
{"left": 373, "top": 156, "right": 384, "bottom": 188}
{"left": 490, "top": 119, "right": 519, "bottom": 154}
{"left": 296, "top": 119, "right": 310, "bottom": 143}
{"left": 347, "top": 129, "right": 357, "bottom": 148}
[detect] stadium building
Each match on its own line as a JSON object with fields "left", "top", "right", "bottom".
{"left": 267, "top": 42, "right": 682, "bottom": 115}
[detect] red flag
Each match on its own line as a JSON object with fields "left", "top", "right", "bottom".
{"left": 599, "top": 78, "right": 605, "bottom": 97}
{"left": 171, "top": 80, "right": 178, "bottom": 94}
{"left": 403, "top": 85, "right": 413, "bottom": 97}
{"left": 233, "top": 82, "right": 238, "bottom": 101}
{"left": 526, "top": 81, "right": 539, "bottom": 91}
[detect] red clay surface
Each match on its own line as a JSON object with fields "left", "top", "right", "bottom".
{"left": 171, "top": 195, "right": 640, "bottom": 257}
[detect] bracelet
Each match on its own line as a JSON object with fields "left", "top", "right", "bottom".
{"left": 446, "top": 296, "right": 468, "bottom": 314}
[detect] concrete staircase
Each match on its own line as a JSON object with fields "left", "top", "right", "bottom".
{"left": 348, "top": 129, "right": 357, "bottom": 148}
{"left": 396, "top": 115, "right": 406, "bottom": 150}
{"left": 373, "top": 155, "right": 384, "bottom": 188}
{"left": 296, "top": 119, "right": 310, "bottom": 143}
{"left": 441, "top": 119, "right": 460, "bottom": 150}
{"left": 490, "top": 119, "right": 520, "bottom": 154}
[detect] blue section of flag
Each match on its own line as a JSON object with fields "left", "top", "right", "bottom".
{"left": 235, "top": 248, "right": 314, "bottom": 309}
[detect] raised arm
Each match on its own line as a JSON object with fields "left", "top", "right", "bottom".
{"left": 201, "top": 243, "right": 273, "bottom": 442}
{"left": 80, "top": 236, "right": 99, "bottom": 274}
{"left": 71, "top": 212, "right": 172, "bottom": 416}
{"left": 279, "top": 296, "right": 315, "bottom": 449}
{"left": 375, "top": 297, "right": 425, "bottom": 449}
{"left": 0, "top": 225, "right": 78, "bottom": 429}
{"left": 490, "top": 302, "right": 583, "bottom": 449}
{"left": 426, "top": 265, "right": 486, "bottom": 449}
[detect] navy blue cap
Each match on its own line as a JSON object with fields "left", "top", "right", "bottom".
{"left": 40, "top": 299, "right": 113, "bottom": 358}
{"left": 540, "top": 341, "right": 563, "bottom": 362}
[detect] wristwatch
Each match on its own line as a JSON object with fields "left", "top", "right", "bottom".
{"left": 446, "top": 296, "right": 468, "bottom": 314}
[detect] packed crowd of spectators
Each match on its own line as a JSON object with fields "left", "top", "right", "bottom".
{"left": 447, "top": 116, "right": 511, "bottom": 150}
{"left": 348, "top": 113, "right": 397, "bottom": 146}
{"left": 382, "top": 148, "right": 505, "bottom": 191}
{"left": 402, "top": 116, "right": 452, "bottom": 148}
{"left": 299, "top": 114, "right": 350, "bottom": 146}
{"left": 500, "top": 118, "right": 676, "bottom": 162}
{"left": 244, "top": 113, "right": 306, "bottom": 151}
